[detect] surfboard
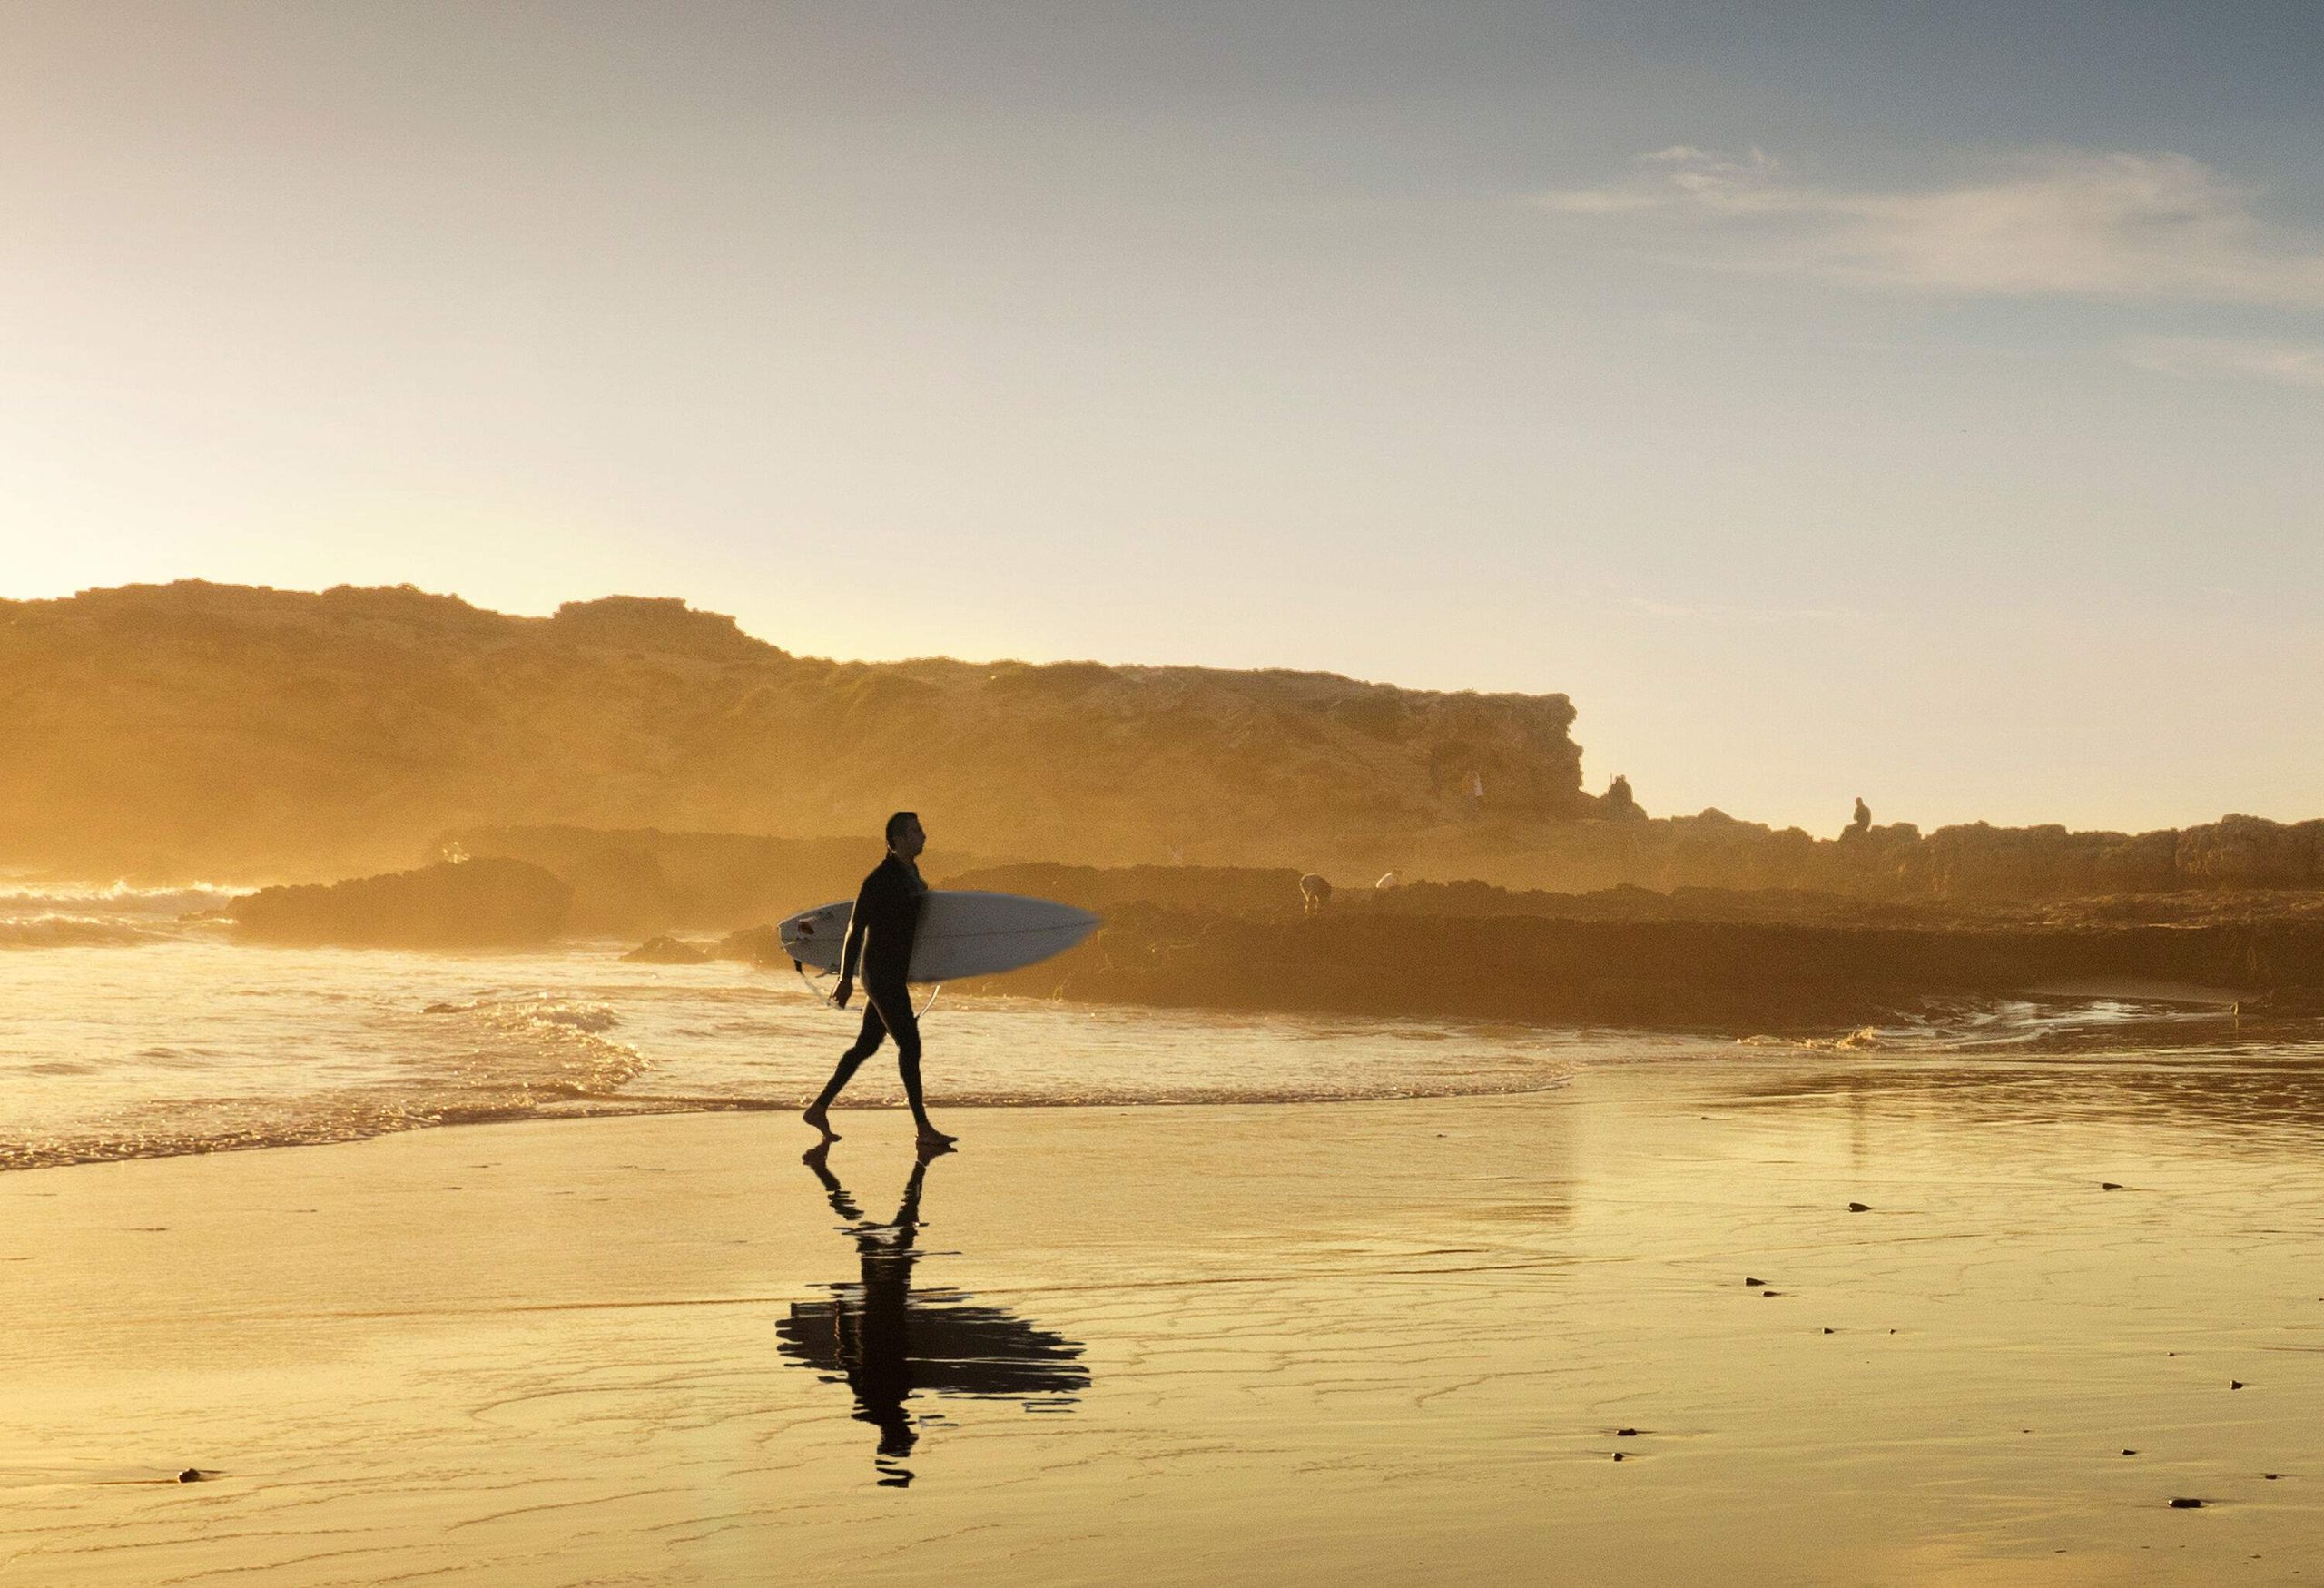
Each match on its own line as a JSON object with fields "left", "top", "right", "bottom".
{"left": 777, "top": 891, "right": 1101, "bottom": 984}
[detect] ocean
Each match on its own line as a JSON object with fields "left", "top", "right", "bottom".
{"left": 6, "top": 883, "right": 2319, "bottom": 1173}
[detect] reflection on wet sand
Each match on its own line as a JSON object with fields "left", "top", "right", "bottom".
{"left": 1731, "top": 998, "right": 2324, "bottom": 1146}
{"left": 778, "top": 1145, "right": 1089, "bottom": 1486}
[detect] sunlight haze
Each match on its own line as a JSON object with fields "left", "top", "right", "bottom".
{"left": 5, "top": 0, "right": 2319, "bottom": 833}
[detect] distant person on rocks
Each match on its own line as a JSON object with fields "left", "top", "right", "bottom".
{"left": 803, "top": 812, "right": 954, "bottom": 1149}
{"left": 1466, "top": 771, "right": 1485, "bottom": 817}
{"left": 1300, "top": 873, "right": 1332, "bottom": 914}
{"left": 1845, "top": 796, "right": 1872, "bottom": 839}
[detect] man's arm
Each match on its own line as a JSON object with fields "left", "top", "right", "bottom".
{"left": 835, "top": 873, "right": 879, "bottom": 1005}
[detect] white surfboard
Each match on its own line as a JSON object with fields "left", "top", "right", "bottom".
{"left": 778, "top": 890, "right": 1100, "bottom": 983}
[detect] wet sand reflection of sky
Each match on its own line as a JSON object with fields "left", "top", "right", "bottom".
{"left": 778, "top": 1145, "right": 1089, "bottom": 1486}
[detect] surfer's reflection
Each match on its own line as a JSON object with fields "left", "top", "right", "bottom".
{"left": 779, "top": 1143, "right": 1089, "bottom": 1487}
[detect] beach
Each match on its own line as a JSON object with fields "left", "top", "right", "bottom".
{"left": 11, "top": 3, "right": 2323, "bottom": 1581}
{"left": 6, "top": 1048, "right": 2321, "bottom": 1586}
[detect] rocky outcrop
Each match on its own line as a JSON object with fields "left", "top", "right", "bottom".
{"left": 1418, "top": 811, "right": 2324, "bottom": 902}
{"left": 979, "top": 902, "right": 2324, "bottom": 1032}
{"left": 621, "top": 935, "right": 712, "bottom": 964}
{"left": 443, "top": 825, "right": 951, "bottom": 936}
{"left": 232, "top": 859, "right": 569, "bottom": 948}
{"left": 712, "top": 925, "right": 787, "bottom": 965}
{"left": 0, "top": 581, "right": 1589, "bottom": 880}
{"left": 942, "top": 862, "right": 1307, "bottom": 918}
{"left": 2174, "top": 814, "right": 2322, "bottom": 889}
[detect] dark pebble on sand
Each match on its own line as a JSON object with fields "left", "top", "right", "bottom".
{"left": 2232, "top": 1380, "right": 2245, "bottom": 1390}
{"left": 1611, "top": 1452, "right": 1625, "bottom": 1462}
{"left": 2170, "top": 1497, "right": 2203, "bottom": 1509}
{"left": 2266, "top": 1474, "right": 2283, "bottom": 1480}
{"left": 1847, "top": 1202, "right": 1872, "bottom": 1212}
{"left": 178, "top": 1469, "right": 202, "bottom": 1483}
{"left": 1762, "top": 1289, "right": 1781, "bottom": 1297}
{"left": 2123, "top": 1448, "right": 2138, "bottom": 1455}
{"left": 2102, "top": 1182, "right": 2123, "bottom": 1190}
{"left": 1745, "top": 1277, "right": 1767, "bottom": 1287}
{"left": 1616, "top": 1427, "right": 1639, "bottom": 1437}
{"left": 1822, "top": 1327, "right": 1835, "bottom": 1335}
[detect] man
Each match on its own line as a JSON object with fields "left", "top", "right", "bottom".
{"left": 802, "top": 811, "right": 956, "bottom": 1149}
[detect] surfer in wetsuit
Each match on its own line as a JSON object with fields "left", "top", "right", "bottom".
{"left": 803, "top": 812, "right": 956, "bottom": 1149}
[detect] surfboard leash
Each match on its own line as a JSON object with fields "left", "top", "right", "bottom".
{"left": 792, "top": 958, "right": 840, "bottom": 1009}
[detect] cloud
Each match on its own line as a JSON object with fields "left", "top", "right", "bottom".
{"left": 2122, "top": 335, "right": 2324, "bottom": 387}
{"left": 1536, "top": 149, "right": 2324, "bottom": 308}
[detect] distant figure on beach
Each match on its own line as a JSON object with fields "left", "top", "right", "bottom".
{"left": 1844, "top": 796, "right": 1872, "bottom": 839}
{"left": 1465, "top": 770, "right": 1485, "bottom": 817}
{"left": 1300, "top": 873, "right": 1332, "bottom": 914}
{"left": 803, "top": 812, "right": 954, "bottom": 1149}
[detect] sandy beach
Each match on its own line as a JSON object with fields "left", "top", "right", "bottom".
{"left": 5, "top": 1049, "right": 2320, "bottom": 1587}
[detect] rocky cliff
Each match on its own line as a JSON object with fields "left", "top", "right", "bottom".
{"left": 0, "top": 581, "right": 1588, "bottom": 879}
{"left": 7, "top": 581, "right": 2317, "bottom": 904}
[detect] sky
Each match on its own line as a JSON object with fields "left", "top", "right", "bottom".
{"left": 4, "top": 0, "right": 2319, "bottom": 834}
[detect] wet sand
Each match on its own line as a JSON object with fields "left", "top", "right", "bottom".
{"left": 4, "top": 1057, "right": 2321, "bottom": 1585}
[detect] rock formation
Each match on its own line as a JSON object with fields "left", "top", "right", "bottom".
{"left": 1598, "top": 774, "right": 1647, "bottom": 823}
{"left": 0, "top": 581, "right": 1590, "bottom": 879}
{"left": 6, "top": 582, "right": 2319, "bottom": 911}
{"left": 980, "top": 900, "right": 2324, "bottom": 1032}
{"left": 622, "top": 935, "right": 711, "bottom": 964}
{"left": 232, "top": 858, "right": 570, "bottom": 948}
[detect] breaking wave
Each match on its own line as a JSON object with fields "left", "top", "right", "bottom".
{"left": 0, "top": 882, "right": 242, "bottom": 916}
{"left": 0, "top": 985, "right": 665, "bottom": 1172}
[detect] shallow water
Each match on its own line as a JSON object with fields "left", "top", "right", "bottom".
{"left": 0, "top": 884, "right": 1618, "bottom": 1169}
{"left": 6, "top": 883, "right": 2322, "bottom": 1172}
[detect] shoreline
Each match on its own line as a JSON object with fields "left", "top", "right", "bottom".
{"left": 0, "top": 1065, "right": 1590, "bottom": 1179}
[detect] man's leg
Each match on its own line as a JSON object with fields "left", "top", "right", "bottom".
{"left": 870, "top": 982, "right": 953, "bottom": 1146}
{"left": 803, "top": 1002, "right": 887, "bottom": 1139}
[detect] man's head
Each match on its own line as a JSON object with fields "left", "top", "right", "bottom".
{"left": 884, "top": 810, "right": 925, "bottom": 860}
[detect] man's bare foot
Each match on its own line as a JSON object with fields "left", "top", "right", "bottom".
{"left": 915, "top": 1128, "right": 958, "bottom": 1155}
{"left": 803, "top": 1105, "right": 839, "bottom": 1141}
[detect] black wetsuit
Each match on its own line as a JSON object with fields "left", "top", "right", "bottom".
{"left": 822, "top": 853, "right": 929, "bottom": 1107}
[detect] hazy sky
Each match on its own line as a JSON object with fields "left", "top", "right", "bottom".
{"left": 5, "top": 1, "right": 2320, "bottom": 833}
